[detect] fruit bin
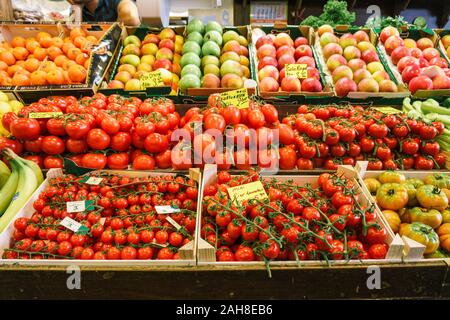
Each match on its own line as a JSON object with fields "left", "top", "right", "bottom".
{"left": 0, "top": 21, "right": 122, "bottom": 104}
{"left": 314, "top": 25, "right": 409, "bottom": 99}
{"left": 0, "top": 167, "right": 202, "bottom": 266}
{"left": 99, "top": 25, "right": 183, "bottom": 99}
{"left": 250, "top": 24, "right": 333, "bottom": 101}
{"left": 356, "top": 163, "right": 450, "bottom": 261}
{"left": 376, "top": 27, "right": 450, "bottom": 98}
{"left": 434, "top": 29, "right": 450, "bottom": 67}
{"left": 196, "top": 164, "right": 404, "bottom": 266}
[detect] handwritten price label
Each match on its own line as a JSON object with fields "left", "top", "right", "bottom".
{"left": 155, "top": 205, "right": 181, "bottom": 214}
{"left": 66, "top": 200, "right": 95, "bottom": 213}
{"left": 219, "top": 88, "right": 249, "bottom": 109}
{"left": 140, "top": 71, "right": 164, "bottom": 88}
{"left": 285, "top": 64, "right": 308, "bottom": 79}
{"left": 79, "top": 176, "right": 104, "bottom": 185}
{"left": 60, "top": 217, "right": 89, "bottom": 234}
{"left": 29, "top": 112, "right": 63, "bottom": 119}
{"left": 227, "top": 181, "right": 268, "bottom": 203}
{"left": 373, "top": 107, "right": 402, "bottom": 114}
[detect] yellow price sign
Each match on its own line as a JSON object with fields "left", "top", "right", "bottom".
{"left": 29, "top": 112, "right": 63, "bottom": 119}
{"left": 373, "top": 107, "right": 402, "bottom": 114}
{"left": 219, "top": 88, "right": 249, "bottom": 109}
{"left": 140, "top": 71, "right": 164, "bottom": 89}
{"left": 285, "top": 64, "right": 308, "bottom": 79}
{"left": 227, "top": 181, "right": 268, "bottom": 203}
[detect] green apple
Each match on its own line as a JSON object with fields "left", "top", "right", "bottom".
{"left": 182, "top": 41, "right": 201, "bottom": 56}
{"left": 201, "top": 55, "right": 220, "bottom": 68}
{"left": 124, "top": 35, "right": 141, "bottom": 47}
{"left": 204, "top": 31, "right": 223, "bottom": 46}
{"left": 205, "top": 21, "right": 223, "bottom": 35}
{"left": 181, "top": 64, "right": 202, "bottom": 78}
{"left": 237, "top": 35, "right": 248, "bottom": 46}
{"left": 220, "top": 51, "right": 240, "bottom": 64}
{"left": 220, "top": 60, "right": 243, "bottom": 77}
{"left": 223, "top": 30, "right": 239, "bottom": 43}
{"left": 187, "top": 18, "right": 205, "bottom": 35}
{"left": 202, "top": 41, "right": 220, "bottom": 57}
{"left": 179, "top": 74, "right": 201, "bottom": 93}
{"left": 120, "top": 54, "right": 141, "bottom": 67}
{"left": 0, "top": 91, "right": 9, "bottom": 102}
{"left": 180, "top": 52, "right": 201, "bottom": 68}
{"left": 187, "top": 32, "right": 203, "bottom": 46}
{"left": 123, "top": 44, "right": 140, "bottom": 56}
{"left": 203, "top": 64, "right": 220, "bottom": 77}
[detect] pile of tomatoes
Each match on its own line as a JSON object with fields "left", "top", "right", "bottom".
{"left": 201, "top": 170, "right": 390, "bottom": 262}
{"left": 281, "top": 105, "right": 445, "bottom": 170}
{"left": 3, "top": 173, "right": 198, "bottom": 260}
{"left": 0, "top": 94, "right": 180, "bottom": 170}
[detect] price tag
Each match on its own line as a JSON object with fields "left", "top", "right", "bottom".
{"left": 140, "top": 71, "right": 164, "bottom": 88}
{"left": 166, "top": 216, "right": 182, "bottom": 230}
{"left": 285, "top": 64, "right": 308, "bottom": 79}
{"left": 99, "top": 217, "right": 106, "bottom": 225}
{"left": 155, "top": 205, "right": 181, "bottom": 214}
{"left": 80, "top": 176, "right": 104, "bottom": 185}
{"left": 66, "top": 200, "right": 95, "bottom": 213}
{"left": 227, "top": 181, "right": 268, "bottom": 203}
{"left": 373, "top": 107, "right": 402, "bottom": 114}
{"left": 219, "top": 88, "right": 249, "bottom": 109}
{"left": 29, "top": 112, "right": 63, "bottom": 119}
{"left": 60, "top": 217, "right": 89, "bottom": 234}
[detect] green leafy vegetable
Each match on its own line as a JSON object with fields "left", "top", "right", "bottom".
{"left": 300, "top": 0, "right": 355, "bottom": 27}
{"left": 365, "top": 15, "right": 409, "bottom": 30}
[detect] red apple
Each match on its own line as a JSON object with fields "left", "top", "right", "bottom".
{"left": 142, "top": 33, "right": 160, "bottom": 45}
{"left": 334, "top": 77, "right": 357, "bottom": 97}
{"left": 343, "top": 46, "right": 361, "bottom": 61}
{"left": 391, "top": 46, "right": 411, "bottom": 65}
{"left": 380, "top": 26, "right": 400, "bottom": 43}
{"left": 402, "top": 64, "right": 421, "bottom": 83}
{"left": 347, "top": 58, "right": 366, "bottom": 72}
{"left": 257, "top": 44, "right": 277, "bottom": 60}
{"left": 281, "top": 76, "right": 301, "bottom": 92}
{"left": 301, "top": 78, "right": 322, "bottom": 92}
{"left": 278, "top": 54, "right": 296, "bottom": 68}
{"left": 332, "top": 65, "right": 353, "bottom": 82}
{"left": 326, "top": 54, "right": 347, "bottom": 72}
{"left": 294, "top": 45, "right": 313, "bottom": 60}
{"left": 417, "top": 37, "right": 434, "bottom": 51}
{"left": 354, "top": 30, "right": 370, "bottom": 43}
{"left": 432, "top": 75, "right": 450, "bottom": 89}
{"left": 256, "top": 35, "right": 274, "bottom": 49}
{"left": 397, "top": 56, "right": 419, "bottom": 73}
{"left": 240, "top": 46, "right": 249, "bottom": 57}
{"left": 323, "top": 43, "right": 343, "bottom": 59}
{"left": 423, "top": 48, "right": 441, "bottom": 61}
{"left": 418, "top": 57, "right": 430, "bottom": 68}
{"left": 318, "top": 25, "right": 334, "bottom": 37}
{"left": 353, "top": 69, "right": 372, "bottom": 84}
{"left": 260, "top": 77, "right": 279, "bottom": 92}
{"left": 320, "top": 32, "right": 338, "bottom": 47}
{"left": 429, "top": 57, "right": 448, "bottom": 68}
{"left": 296, "top": 56, "right": 316, "bottom": 68}
{"left": 258, "top": 56, "right": 278, "bottom": 70}
{"left": 409, "top": 75, "right": 433, "bottom": 94}
{"left": 307, "top": 67, "right": 320, "bottom": 79}
{"left": 339, "top": 33, "right": 357, "bottom": 49}
{"left": 420, "top": 65, "right": 445, "bottom": 79}
{"left": 385, "top": 36, "right": 404, "bottom": 55}
{"left": 160, "top": 28, "right": 176, "bottom": 41}
{"left": 379, "top": 80, "right": 398, "bottom": 92}
{"left": 153, "top": 58, "right": 172, "bottom": 71}
{"left": 294, "top": 37, "right": 309, "bottom": 48}
{"left": 276, "top": 45, "right": 295, "bottom": 59}
{"left": 444, "top": 68, "right": 450, "bottom": 77}
{"left": 159, "top": 39, "right": 175, "bottom": 51}
{"left": 358, "top": 78, "right": 380, "bottom": 92}
{"left": 410, "top": 48, "right": 423, "bottom": 59}
{"left": 279, "top": 68, "right": 286, "bottom": 82}
{"left": 258, "top": 65, "right": 280, "bottom": 81}
{"left": 274, "top": 33, "right": 294, "bottom": 48}
{"left": 361, "top": 49, "right": 380, "bottom": 63}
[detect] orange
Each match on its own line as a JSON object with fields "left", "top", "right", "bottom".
{"left": 47, "top": 46, "right": 63, "bottom": 60}
{"left": 86, "top": 35, "right": 97, "bottom": 44}
{"left": 0, "top": 75, "right": 12, "bottom": 86}
{"left": 0, "top": 41, "right": 11, "bottom": 49}
{"left": 11, "top": 36, "right": 26, "bottom": 48}
{"left": 52, "top": 37, "right": 64, "bottom": 48}
{"left": 25, "top": 39, "right": 40, "bottom": 53}
{"left": 0, "top": 51, "right": 16, "bottom": 66}
{"left": 68, "top": 64, "right": 87, "bottom": 83}
{"left": 73, "top": 36, "right": 86, "bottom": 49}
{"left": 24, "top": 58, "right": 40, "bottom": 72}
{"left": 62, "top": 42, "right": 75, "bottom": 54}
{"left": 7, "top": 65, "right": 23, "bottom": 77}
{"left": 70, "top": 27, "right": 86, "bottom": 41}
{"left": 40, "top": 61, "right": 57, "bottom": 73}
{"left": 63, "top": 59, "right": 77, "bottom": 70}
{"left": 67, "top": 47, "right": 82, "bottom": 60}
{"left": 12, "top": 72, "right": 30, "bottom": 86}
{"left": 39, "top": 35, "right": 53, "bottom": 48}
{"left": 63, "top": 37, "right": 72, "bottom": 43}
{"left": 54, "top": 55, "right": 68, "bottom": 67}
{"left": 84, "top": 58, "right": 90, "bottom": 69}
{"left": 36, "top": 32, "right": 51, "bottom": 42}
{"left": 63, "top": 70, "right": 71, "bottom": 84}
{"left": 46, "top": 68, "right": 65, "bottom": 85}
{"left": 16, "top": 60, "right": 25, "bottom": 67}
{"left": 75, "top": 52, "right": 89, "bottom": 65}
{"left": 30, "top": 70, "right": 48, "bottom": 85}
{"left": 33, "top": 47, "right": 47, "bottom": 61}
{"left": 0, "top": 61, "right": 7, "bottom": 71}
{"left": 12, "top": 47, "right": 29, "bottom": 60}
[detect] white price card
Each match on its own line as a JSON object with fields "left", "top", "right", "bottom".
{"left": 155, "top": 205, "right": 181, "bottom": 214}
{"left": 166, "top": 216, "right": 182, "bottom": 230}
{"left": 66, "top": 201, "right": 86, "bottom": 213}
{"left": 60, "top": 217, "right": 88, "bottom": 234}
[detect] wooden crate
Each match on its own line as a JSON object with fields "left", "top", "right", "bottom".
{"left": 0, "top": 168, "right": 202, "bottom": 266}
{"left": 197, "top": 164, "right": 404, "bottom": 266}
{"left": 356, "top": 161, "right": 450, "bottom": 261}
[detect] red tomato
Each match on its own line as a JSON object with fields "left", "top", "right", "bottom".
{"left": 87, "top": 128, "right": 111, "bottom": 150}
{"left": 81, "top": 153, "right": 107, "bottom": 169}
{"left": 41, "top": 136, "right": 65, "bottom": 155}
{"left": 11, "top": 118, "right": 41, "bottom": 140}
